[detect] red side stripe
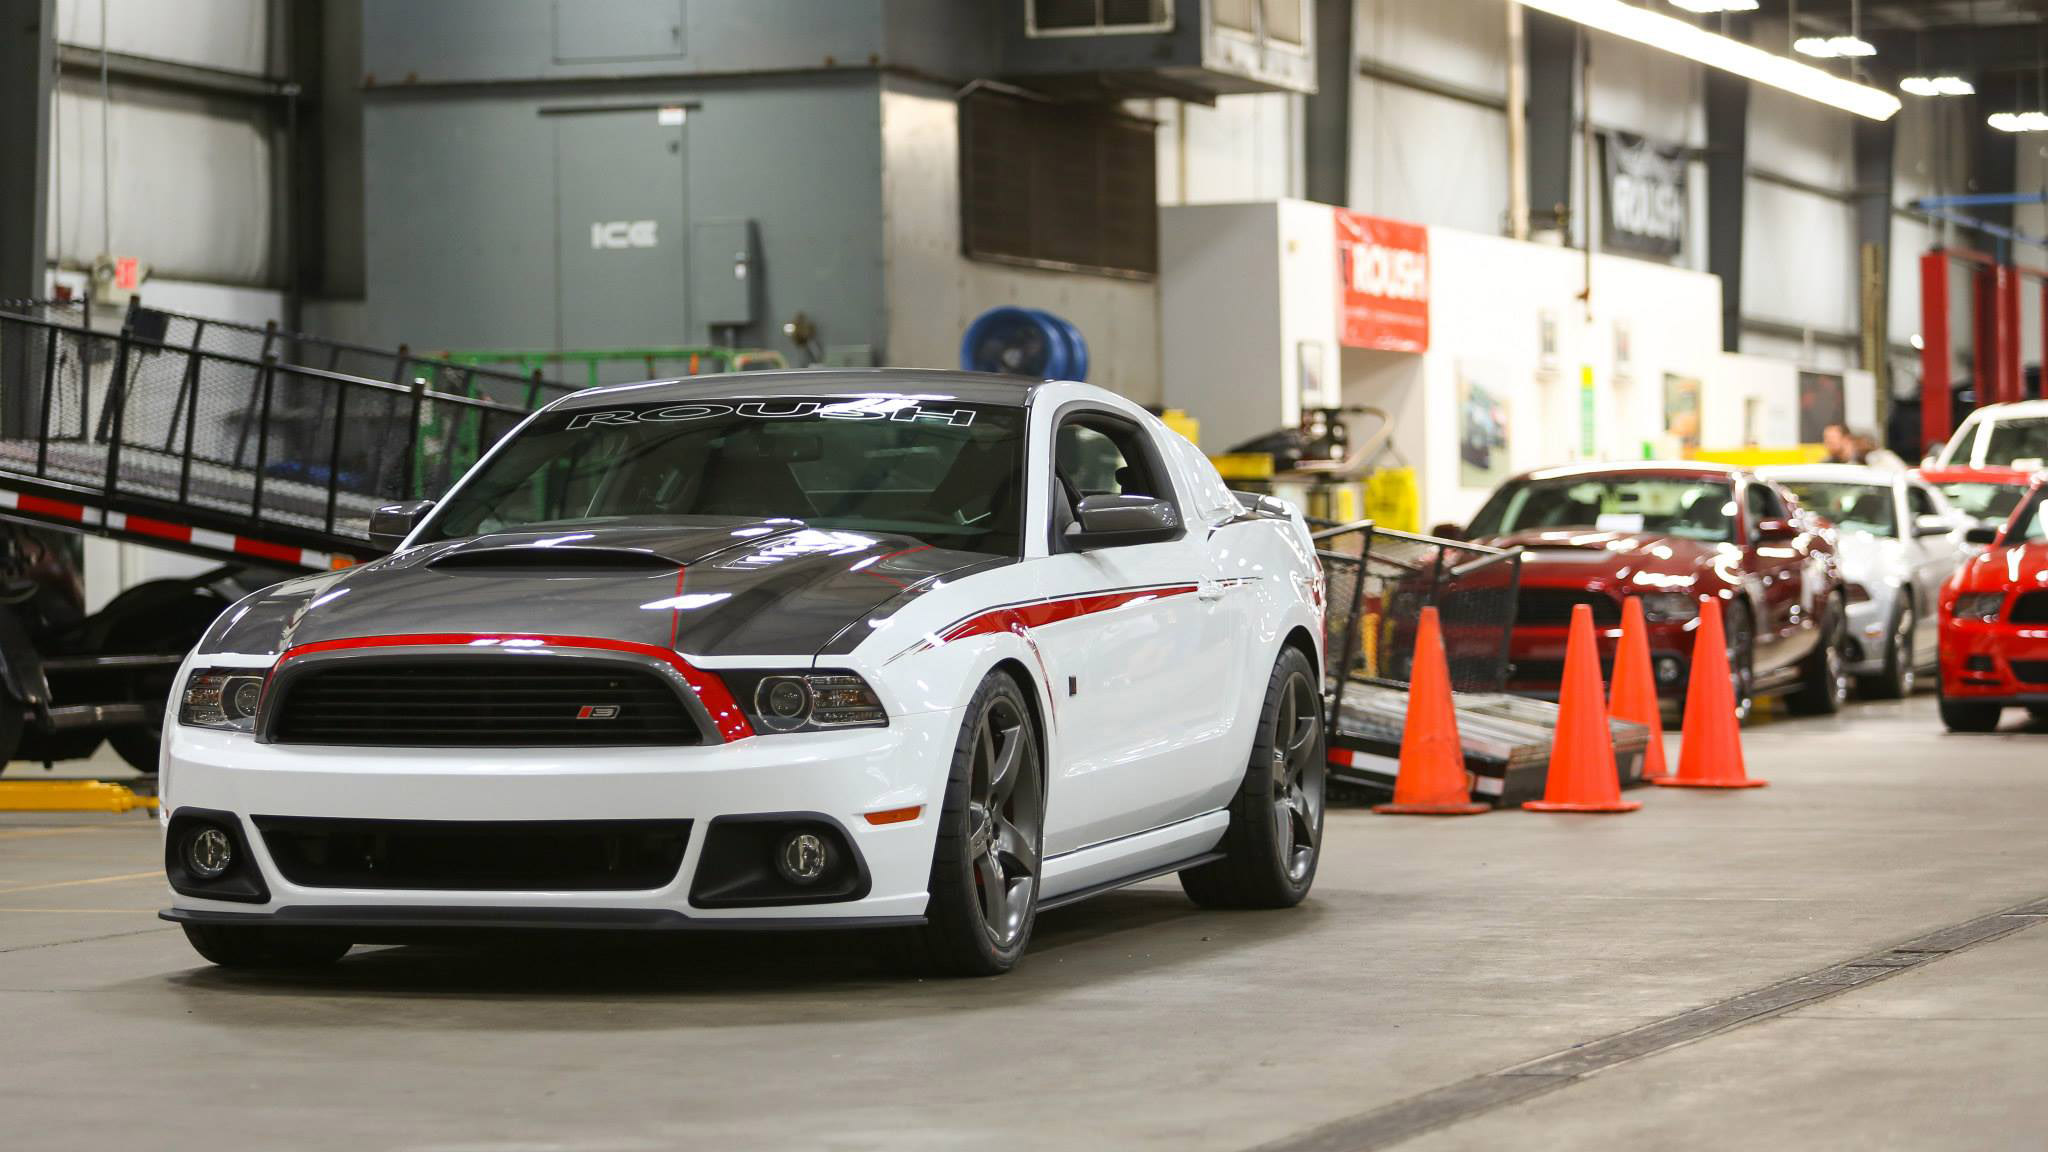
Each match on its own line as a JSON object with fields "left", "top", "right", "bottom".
{"left": 940, "top": 585, "right": 1200, "bottom": 643}
{"left": 274, "top": 632, "right": 756, "bottom": 742}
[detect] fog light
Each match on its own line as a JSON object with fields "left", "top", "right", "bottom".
{"left": 775, "top": 830, "right": 829, "bottom": 885}
{"left": 1655, "top": 656, "right": 1683, "bottom": 684}
{"left": 185, "top": 826, "right": 234, "bottom": 880}
{"left": 1967, "top": 655, "right": 1995, "bottom": 672}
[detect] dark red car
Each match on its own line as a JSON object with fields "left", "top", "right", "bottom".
{"left": 1936, "top": 477, "right": 2048, "bottom": 731}
{"left": 1450, "top": 462, "right": 1849, "bottom": 721}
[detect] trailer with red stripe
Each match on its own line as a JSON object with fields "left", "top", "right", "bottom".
{"left": 0, "top": 299, "right": 560, "bottom": 774}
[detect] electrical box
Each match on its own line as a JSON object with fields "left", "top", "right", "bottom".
{"left": 691, "top": 219, "right": 760, "bottom": 330}
{"left": 552, "top": 0, "right": 685, "bottom": 64}
{"left": 1001, "top": 0, "right": 1314, "bottom": 97}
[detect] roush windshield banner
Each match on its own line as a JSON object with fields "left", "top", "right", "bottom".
{"left": 1335, "top": 210, "right": 1430, "bottom": 353}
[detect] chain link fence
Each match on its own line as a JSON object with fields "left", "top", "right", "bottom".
{"left": 1315, "top": 522, "right": 1522, "bottom": 702}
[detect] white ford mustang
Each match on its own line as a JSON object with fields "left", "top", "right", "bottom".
{"left": 160, "top": 371, "right": 1327, "bottom": 975}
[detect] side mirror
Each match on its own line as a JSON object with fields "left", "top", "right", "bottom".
{"left": 1066, "top": 494, "right": 1180, "bottom": 550}
{"left": 1913, "top": 513, "right": 1953, "bottom": 538}
{"left": 1964, "top": 524, "right": 2001, "bottom": 546}
{"left": 1755, "top": 518, "right": 1798, "bottom": 543}
{"left": 1431, "top": 522, "right": 1466, "bottom": 541}
{"left": 368, "top": 500, "right": 435, "bottom": 549}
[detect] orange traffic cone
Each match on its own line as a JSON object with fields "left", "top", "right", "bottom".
{"left": 1610, "top": 596, "right": 1669, "bottom": 780}
{"left": 1374, "top": 606, "right": 1487, "bottom": 815}
{"left": 1656, "top": 595, "right": 1767, "bottom": 789}
{"left": 1525, "top": 603, "right": 1640, "bottom": 813}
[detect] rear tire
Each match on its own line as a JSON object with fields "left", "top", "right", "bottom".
{"left": 1180, "top": 646, "right": 1324, "bottom": 910}
{"left": 1789, "top": 594, "right": 1849, "bottom": 715}
{"left": 1858, "top": 600, "right": 1916, "bottom": 701}
{"left": 896, "top": 670, "right": 1044, "bottom": 978}
{"left": 180, "top": 923, "right": 351, "bottom": 969}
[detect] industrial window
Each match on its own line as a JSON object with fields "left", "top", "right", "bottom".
{"left": 1214, "top": 0, "right": 1304, "bottom": 45}
{"left": 959, "top": 89, "right": 1158, "bottom": 279}
{"left": 1027, "top": 0, "right": 1172, "bottom": 36}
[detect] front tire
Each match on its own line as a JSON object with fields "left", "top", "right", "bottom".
{"left": 1938, "top": 686, "right": 2003, "bottom": 733}
{"left": 1789, "top": 594, "right": 1849, "bottom": 715}
{"left": 1857, "top": 600, "right": 1916, "bottom": 701}
{"left": 899, "top": 670, "right": 1044, "bottom": 977}
{"left": 1180, "top": 646, "right": 1324, "bottom": 909}
{"left": 181, "top": 923, "right": 351, "bottom": 969}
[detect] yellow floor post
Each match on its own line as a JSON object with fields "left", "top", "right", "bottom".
{"left": 0, "top": 781, "right": 158, "bottom": 813}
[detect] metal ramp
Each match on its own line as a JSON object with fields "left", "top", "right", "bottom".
{"left": 0, "top": 300, "right": 566, "bottom": 569}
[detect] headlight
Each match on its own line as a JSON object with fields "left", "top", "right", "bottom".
{"left": 177, "top": 667, "right": 268, "bottom": 733}
{"left": 722, "top": 670, "right": 888, "bottom": 733}
{"left": 1951, "top": 593, "right": 2006, "bottom": 621}
{"left": 1638, "top": 592, "right": 1700, "bottom": 623}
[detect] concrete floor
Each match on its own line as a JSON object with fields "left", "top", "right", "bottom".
{"left": 4, "top": 694, "right": 2048, "bottom": 1151}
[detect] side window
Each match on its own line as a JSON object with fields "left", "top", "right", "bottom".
{"left": 1907, "top": 485, "right": 1938, "bottom": 518}
{"left": 1054, "top": 416, "right": 1168, "bottom": 500}
{"left": 1744, "top": 483, "right": 1786, "bottom": 526}
{"left": 1051, "top": 411, "right": 1177, "bottom": 549}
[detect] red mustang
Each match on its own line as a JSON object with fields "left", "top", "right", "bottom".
{"left": 1453, "top": 462, "right": 1849, "bottom": 721}
{"left": 1937, "top": 478, "right": 2048, "bottom": 731}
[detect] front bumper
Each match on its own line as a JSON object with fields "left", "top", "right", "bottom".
{"left": 1938, "top": 615, "right": 2048, "bottom": 702}
{"left": 159, "top": 708, "right": 962, "bottom": 928}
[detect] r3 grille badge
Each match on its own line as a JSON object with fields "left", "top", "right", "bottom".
{"left": 576, "top": 705, "right": 622, "bottom": 720}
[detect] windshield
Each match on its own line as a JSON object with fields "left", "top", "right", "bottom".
{"left": 1982, "top": 417, "right": 2048, "bottom": 469}
{"left": 425, "top": 396, "right": 1029, "bottom": 555}
{"left": 1469, "top": 476, "right": 1737, "bottom": 543}
{"left": 1777, "top": 481, "right": 1895, "bottom": 537}
{"left": 2011, "top": 490, "right": 2048, "bottom": 544}
{"left": 1939, "top": 481, "right": 2028, "bottom": 524}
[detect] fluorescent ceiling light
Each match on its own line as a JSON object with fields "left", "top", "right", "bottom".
{"left": 1901, "top": 75, "right": 1975, "bottom": 97}
{"left": 1795, "top": 35, "right": 1876, "bottom": 59}
{"left": 1988, "top": 111, "right": 2048, "bottom": 133}
{"left": 1669, "top": 0, "right": 1758, "bottom": 12}
{"left": 1513, "top": 1, "right": 1901, "bottom": 121}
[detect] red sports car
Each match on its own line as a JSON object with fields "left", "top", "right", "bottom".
{"left": 1453, "top": 462, "right": 1849, "bottom": 721}
{"left": 1936, "top": 477, "right": 2048, "bottom": 731}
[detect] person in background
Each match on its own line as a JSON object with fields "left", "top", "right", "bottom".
{"left": 1822, "top": 423, "right": 1857, "bottom": 464}
{"left": 1853, "top": 429, "right": 1907, "bottom": 471}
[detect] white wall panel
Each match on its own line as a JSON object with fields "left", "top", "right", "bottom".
{"left": 57, "top": 0, "right": 270, "bottom": 76}
{"left": 46, "top": 82, "right": 274, "bottom": 284}
{"left": 1357, "top": 0, "right": 1504, "bottom": 95}
{"left": 1748, "top": 85, "right": 1853, "bottom": 190}
{"left": 1742, "top": 179, "right": 1854, "bottom": 335}
{"left": 1153, "top": 94, "right": 1302, "bottom": 205}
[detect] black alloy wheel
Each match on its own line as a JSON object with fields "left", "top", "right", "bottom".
{"left": 899, "top": 670, "right": 1044, "bottom": 977}
{"left": 1181, "top": 646, "right": 1324, "bottom": 909}
{"left": 1724, "top": 602, "right": 1756, "bottom": 726}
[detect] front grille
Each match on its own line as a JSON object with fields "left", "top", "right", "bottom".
{"left": 253, "top": 816, "right": 692, "bottom": 891}
{"left": 1516, "top": 588, "right": 1620, "bottom": 628}
{"left": 2012, "top": 591, "right": 2048, "bottom": 624}
{"left": 267, "top": 657, "right": 703, "bottom": 746}
{"left": 2012, "top": 661, "right": 2048, "bottom": 684}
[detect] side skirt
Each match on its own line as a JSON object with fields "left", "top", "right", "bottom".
{"left": 1038, "top": 850, "right": 1225, "bottom": 912}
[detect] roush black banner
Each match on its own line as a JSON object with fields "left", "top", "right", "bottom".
{"left": 1600, "top": 131, "right": 1687, "bottom": 259}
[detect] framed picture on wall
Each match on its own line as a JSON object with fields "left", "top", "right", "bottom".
{"left": 1458, "top": 362, "right": 1512, "bottom": 488}
{"left": 1798, "top": 371, "right": 1846, "bottom": 444}
{"left": 1663, "top": 373, "right": 1701, "bottom": 457}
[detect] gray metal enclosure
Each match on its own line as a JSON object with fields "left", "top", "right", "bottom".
{"left": 359, "top": 0, "right": 899, "bottom": 364}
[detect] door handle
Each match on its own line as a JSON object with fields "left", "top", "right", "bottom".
{"left": 1197, "top": 579, "right": 1225, "bottom": 601}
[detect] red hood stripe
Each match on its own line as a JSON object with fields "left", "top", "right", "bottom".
{"left": 273, "top": 632, "right": 755, "bottom": 742}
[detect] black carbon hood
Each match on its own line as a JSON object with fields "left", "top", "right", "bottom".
{"left": 200, "top": 518, "right": 1010, "bottom": 660}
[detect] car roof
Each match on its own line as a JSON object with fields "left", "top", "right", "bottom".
{"left": 1914, "top": 464, "right": 2042, "bottom": 484}
{"left": 1962, "top": 399, "right": 2048, "bottom": 421}
{"left": 548, "top": 368, "right": 1050, "bottom": 410}
{"left": 1517, "top": 460, "right": 1744, "bottom": 483}
{"left": 1754, "top": 463, "right": 1899, "bottom": 486}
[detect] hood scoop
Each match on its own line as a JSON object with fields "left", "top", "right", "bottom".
{"left": 429, "top": 545, "right": 680, "bottom": 576}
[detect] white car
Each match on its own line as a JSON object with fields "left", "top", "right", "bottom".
{"left": 1934, "top": 399, "right": 2048, "bottom": 471}
{"left": 1757, "top": 464, "right": 1971, "bottom": 698}
{"left": 159, "top": 372, "right": 1327, "bottom": 976}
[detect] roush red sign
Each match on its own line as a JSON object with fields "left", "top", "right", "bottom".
{"left": 1335, "top": 211, "right": 1429, "bottom": 353}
